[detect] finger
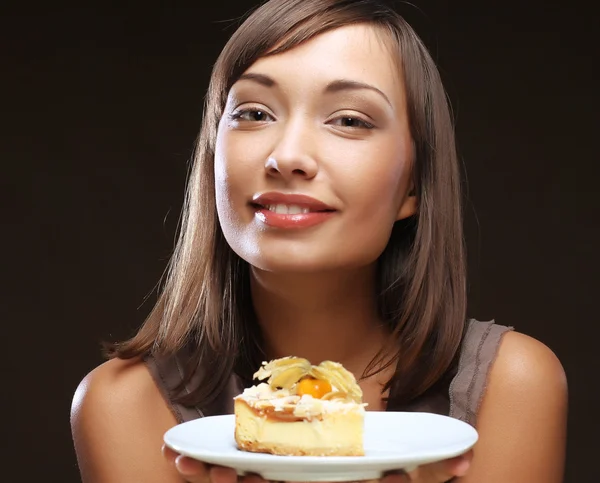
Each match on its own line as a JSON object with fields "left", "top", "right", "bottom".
{"left": 240, "top": 474, "right": 267, "bottom": 483}
{"left": 209, "top": 464, "right": 239, "bottom": 483}
{"left": 175, "top": 455, "right": 210, "bottom": 482}
{"left": 162, "top": 444, "right": 179, "bottom": 464}
{"left": 443, "top": 450, "right": 473, "bottom": 476}
{"left": 381, "top": 472, "right": 409, "bottom": 483}
{"left": 408, "top": 451, "right": 473, "bottom": 481}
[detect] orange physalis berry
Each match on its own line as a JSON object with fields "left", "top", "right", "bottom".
{"left": 296, "top": 377, "right": 332, "bottom": 399}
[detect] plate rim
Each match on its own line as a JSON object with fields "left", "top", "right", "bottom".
{"left": 164, "top": 411, "right": 478, "bottom": 469}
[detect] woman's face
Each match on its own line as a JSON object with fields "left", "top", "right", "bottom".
{"left": 214, "top": 24, "right": 416, "bottom": 273}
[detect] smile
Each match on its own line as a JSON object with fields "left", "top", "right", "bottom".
{"left": 253, "top": 206, "right": 335, "bottom": 229}
{"left": 263, "top": 204, "right": 313, "bottom": 215}
{"left": 250, "top": 193, "right": 336, "bottom": 229}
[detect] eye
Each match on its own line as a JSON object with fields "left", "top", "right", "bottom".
{"left": 330, "top": 116, "right": 374, "bottom": 129}
{"left": 230, "top": 108, "right": 274, "bottom": 123}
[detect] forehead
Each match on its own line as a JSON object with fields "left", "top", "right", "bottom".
{"left": 238, "top": 24, "right": 405, "bottom": 105}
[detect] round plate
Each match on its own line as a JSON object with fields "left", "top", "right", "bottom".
{"left": 164, "top": 412, "right": 478, "bottom": 481}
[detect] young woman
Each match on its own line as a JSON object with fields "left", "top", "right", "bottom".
{"left": 70, "top": 1, "right": 568, "bottom": 482}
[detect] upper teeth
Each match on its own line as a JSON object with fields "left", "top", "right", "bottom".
{"left": 267, "top": 204, "right": 310, "bottom": 214}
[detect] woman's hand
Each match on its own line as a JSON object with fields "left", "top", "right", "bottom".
{"left": 163, "top": 445, "right": 242, "bottom": 483}
{"left": 392, "top": 450, "right": 473, "bottom": 482}
{"left": 163, "top": 445, "right": 472, "bottom": 483}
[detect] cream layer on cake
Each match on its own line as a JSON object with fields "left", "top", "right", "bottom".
{"left": 234, "top": 380, "right": 365, "bottom": 456}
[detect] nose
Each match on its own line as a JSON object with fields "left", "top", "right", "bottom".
{"left": 265, "top": 122, "right": 318, "bottom": 181}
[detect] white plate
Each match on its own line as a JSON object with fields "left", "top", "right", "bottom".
{"left": 164, "top": 412, "right": 478, "bottom": 481}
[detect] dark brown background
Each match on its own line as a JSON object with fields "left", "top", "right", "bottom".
{"left": 2, "top": 0, "right": 596, "bottom": 481}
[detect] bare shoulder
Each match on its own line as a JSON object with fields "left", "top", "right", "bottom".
{"left": 71, "top": 357, "right": 165, "bottom": 420}
{"left": 71, "top": 357, "right": 182, "bottom": 483}
{"left": 459, "top": 330, "right": 568, "bottom": 483}
{"left": 490, "top": 330, "right": 567, "bottom": 397}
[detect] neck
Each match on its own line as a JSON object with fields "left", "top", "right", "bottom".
{"left": 249, "top": 265, "right": 391, "bottom": 379}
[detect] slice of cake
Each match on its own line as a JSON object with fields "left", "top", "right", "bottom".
{"left": 234, "top": 357, "right": 366, "bottom": 456}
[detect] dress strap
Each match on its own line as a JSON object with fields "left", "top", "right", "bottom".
{"left": 449, "top": 319, "right": 513, "bottom": 426}
{"left": 144, "top": 351, "right": 244, "bottom": 423}
{"left": 144, "top": 352, "right": 205, "bottom": 423}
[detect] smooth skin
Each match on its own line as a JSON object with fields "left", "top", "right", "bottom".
{"left": 71, "top": 25, "right": 567, "bottom": 483}
{"left": 71, "top": 332, "right": 566, "bottom": 482}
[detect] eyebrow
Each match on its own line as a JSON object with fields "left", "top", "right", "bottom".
{"left": 236, "top": 72, "right": 392, "bottom": 107}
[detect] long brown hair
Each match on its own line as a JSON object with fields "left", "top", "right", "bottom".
{"left": 108, "top": 0, "right": 467, "bottom": 409}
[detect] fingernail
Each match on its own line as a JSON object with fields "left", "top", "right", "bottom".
{"left": 175, "top": 455, "right": 194, "bottom": 475}
{"left": 454, "top": 458, "right": 471, "bottom": 477}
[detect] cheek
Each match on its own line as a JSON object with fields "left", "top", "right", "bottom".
{"left": 215, "top": 130, "right": 251, "bottom": 202}
{"left": 334, "top": 138, "right": 412, "bottom": 218}
{"left": 214, "top": 127, "right": 269, "bottom": 252}
{"left": 329, "top": 140, "right": 412, "bottom": 259}
{"left": 215, "top": 128, "right": 269, "bottom": 189}
{"left": 214, "top": 129, "right": 248, "bottom": 234}
{"left": 214, "top": 132, "right": 232, "bottom": 215}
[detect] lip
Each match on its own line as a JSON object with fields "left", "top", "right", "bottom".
{"left": 251, "top": 192, "right": 335, "bottom": 211}
{"left": 251, "top": 192, "right": 336, "bottom": 229}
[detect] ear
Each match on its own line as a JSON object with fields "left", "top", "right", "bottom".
{"left": 396, "top": 188, "right": 417, "bottom": 221}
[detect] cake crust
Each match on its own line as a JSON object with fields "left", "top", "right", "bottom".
{"left": 235, "top": 438, "right": 364, "bottom": 457}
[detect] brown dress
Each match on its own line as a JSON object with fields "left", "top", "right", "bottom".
{"left": 145, "top": 319, "right": 512, "bottom": 428}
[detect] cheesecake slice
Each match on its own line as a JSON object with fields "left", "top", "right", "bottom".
{"left": 234, "top": 357, "right": 366, "bottom": 456}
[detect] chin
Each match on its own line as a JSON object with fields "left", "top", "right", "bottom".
{"left": 243, "top": 247, "right": 379, "bottom": 275}
{"left": 246, "top": 253, "right": 341, "bottom": 274}
{"left": 223, "top": 228, "right": 388, "bottom": 274}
